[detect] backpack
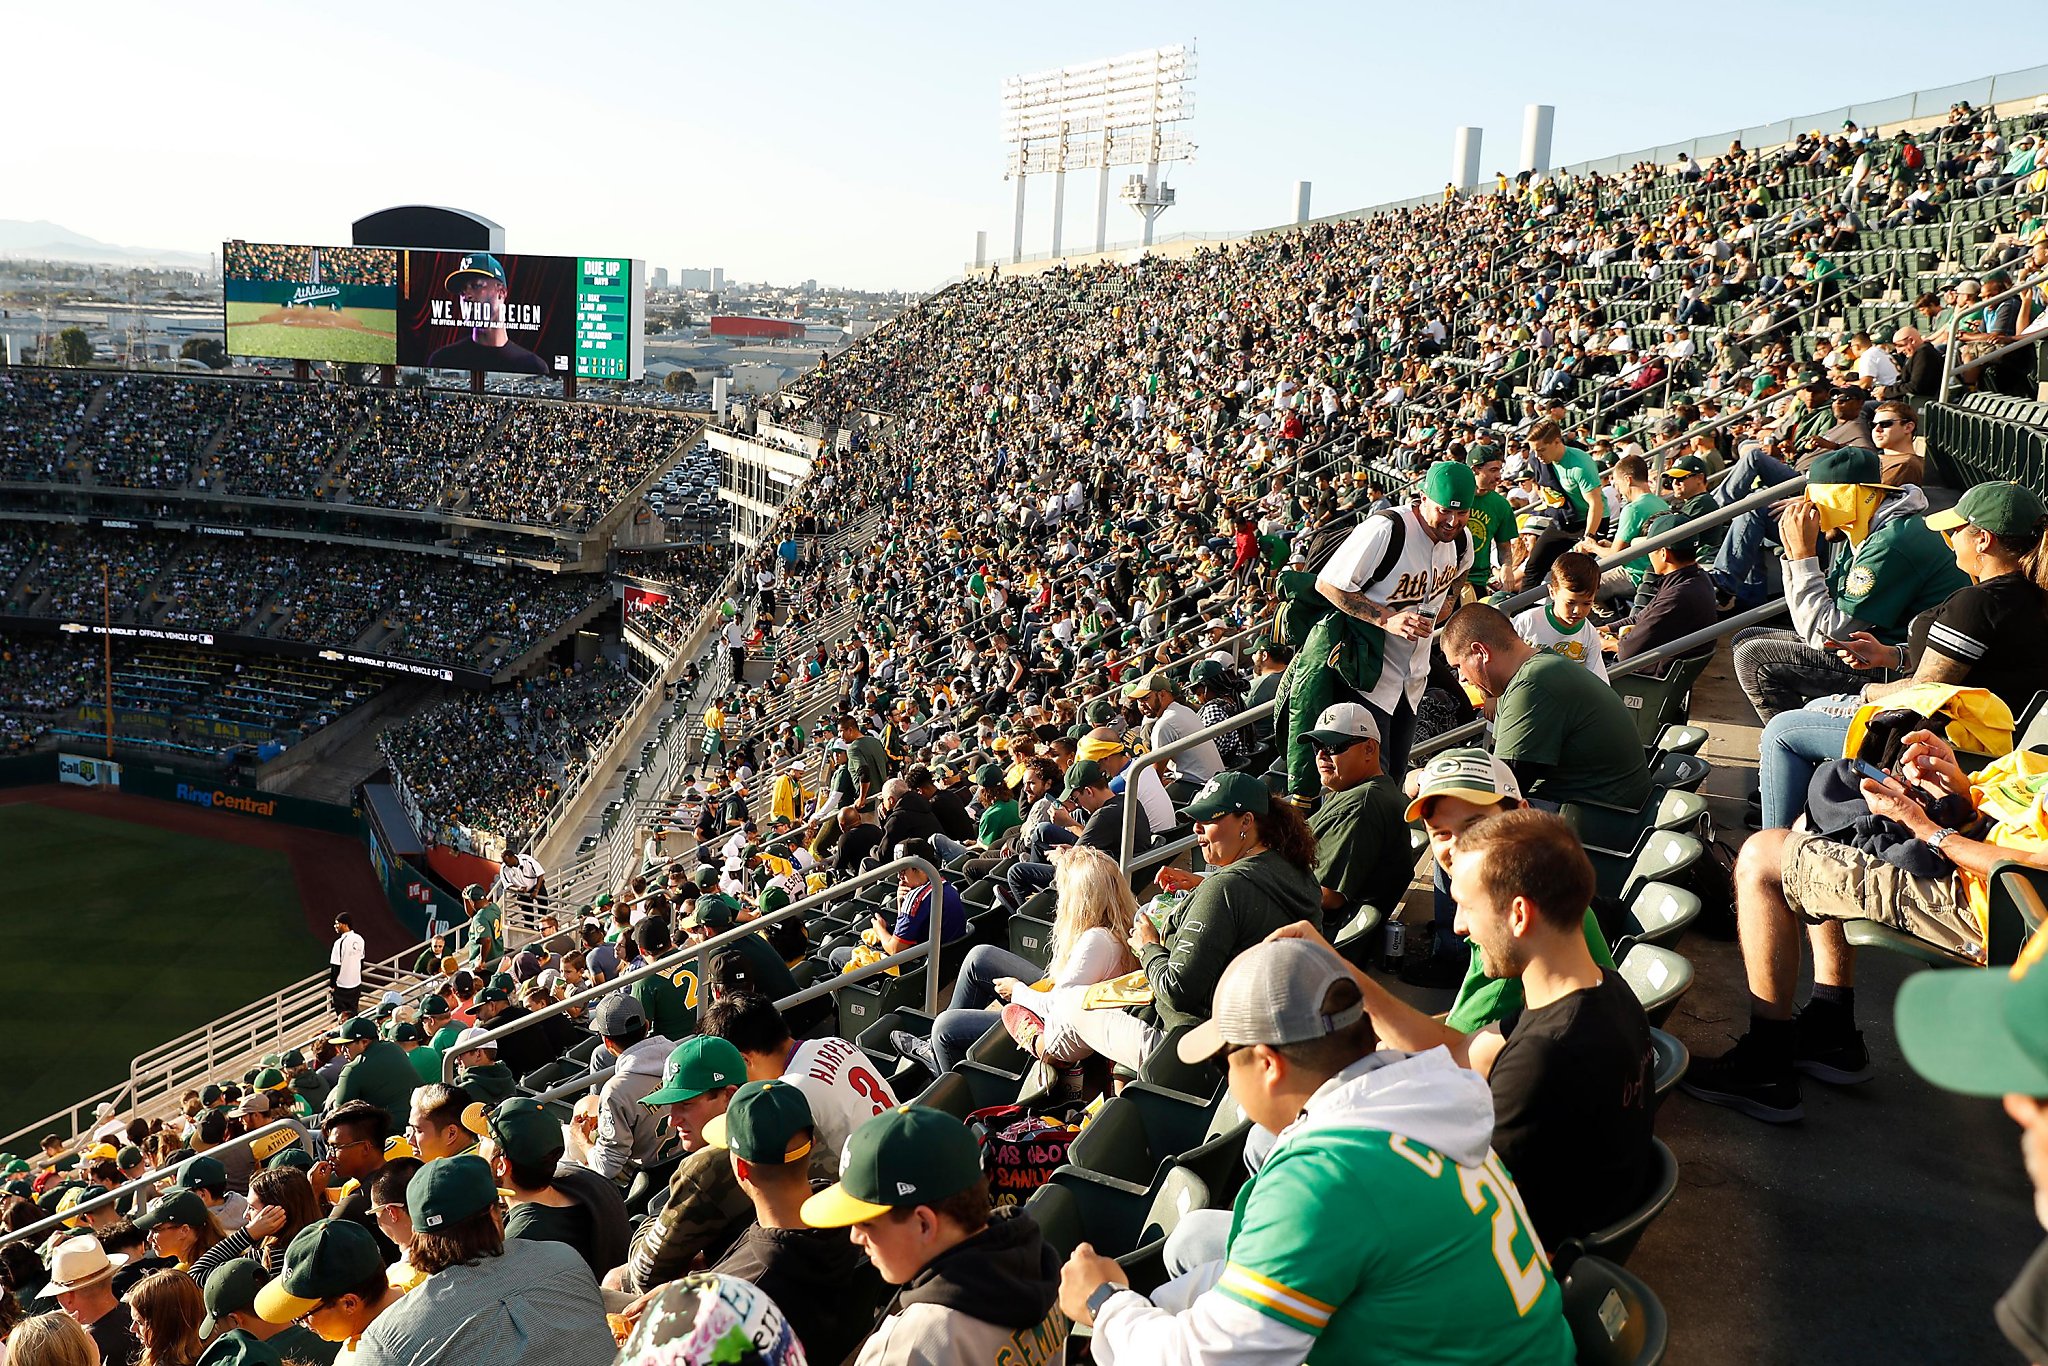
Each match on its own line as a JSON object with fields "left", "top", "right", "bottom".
{"left": 1684, "top": 837, "right": 1739, "bottom": 939}
{"left": 968, "top": 1104, "right": 1082, "bottom": 1211}
{"left": 1298, "top": 507, "right": 1473, "bottom": 613}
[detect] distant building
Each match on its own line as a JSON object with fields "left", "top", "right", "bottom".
{"left": 712, "top": 267, "right": 724, "bottom": 291}
{"left": 678, "top": 268, "right": 724, "bottom": 291}
{"left": 652, "top": 267, "right": 669, "bottom": 288}
{"left": 709, "top": 315, "right": 804, "bottom": 342}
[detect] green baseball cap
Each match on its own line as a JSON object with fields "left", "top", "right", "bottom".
{"left": 1805, "top": 446, "right": 1890, "bottom": 489}
{"left": 255, "top": 1218, "right": 384, "bottom": 1324}
{"left": 1120, "top": 669, "right": 1172, "bottom": 699}
{"left": 1, "top": 1158, "right": 29, "bottom": 1176}
{"left": 1665, "top": 454, "right": 1709, "bottom": 479}
{"left": 201, "top": 1084, "right": 225, "bottom": 1106}
{"left": 488, "top": 973, "right": 517, "bottom": 992}
{"left": 1469, "top": 442, "right": 1504, "bottom": 466}
{"left": 595, "top": 893, "right": 615, "bottom": 907}
{"left": 201, "top": 1257, "right": 266, "bottom": 1336}
{"left": 687, "top": 895, "right": 736, "bottom": 931}
{"left": 1898, "top": 949, "right": 2048, "bottom": 1098}
{"left": 974, "top": 762, "right": 1007, "bottom": 788}
{"left": 702, "top": 1079, "right": 816, "bottom": 1165}
{"left": 195, "top": 1332, "right": 283, "bottom": 1366}
{"left": 1085, "top": 699, "right": 1118, "bottom": 725}
{"left": 1183, "top": 771, "right": 1270, "bottom": 820}
{"left": 462, "top": 883, "right": 487, "bottom": 900}
{"left": 801, "top": 1105, "right": 985, "bottom": 1227}
{"left": 115, "top": 1145, "right": 143, "bottom": 1168}
{"left": 691, "top": 864, "right": 721, "bottom": 889}
{"left": 391, "top": 1022, "right": 426, "bottom": 1045}
{"left": 1926, "top": 481, "right": 2047, "bottom": 538}
{"left": 462, "top": 1098, "right": 563, "bottom": 1168}
{"left": 281, "top": 1050, "right": 306, "bottom": 1069}
{"left": 1187, "top": 658, "right": 1229, "bottom": 688}
{"left": 180, "top": 1156, "right": 228, "bottom": 1192}
{"left": 266, "top": 1147, "right": 315, "bottom": 1173}
{"left": 1641, "top": 512, "right": 1699, "bottom": 560}
{"left": 475, "top": 986, "right": 510, "bottom": 1005}
{"left": 253, "top": 1068, "right": 288, "bottom": 1093}
{"left": 1062, "top": 758, "right": 1110, "bottom": 798}
{"left": 330, "top": 1018, "right": 377, "bottom": 1045}
{"left": 641, "top": 1036, "right": 747, "bottom": 1107}
{"left": 407, "top": 1154, "right": 498, "bottom": 1232}
{"left": 764, "top": 842, "right": 793, "bottom": 862}
{"left": 1423, "top": 460, "right": 1478, "bottom": 511}
{"left": 134, "top": 1187, "right": 211, "bottom": 1232}
{"left": 1749, "top": 373, "right": 1777, "bottom": 397}
{"left": 1404, "top": 747, "right": 1524, "bottom": 821}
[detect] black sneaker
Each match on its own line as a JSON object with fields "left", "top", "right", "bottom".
{"left": 1681, "top": 1037, "right": 1805, "bottom": 1123}
{"left": 1793, "top": 1009, "right": 1873, "bottom": 1085}
{"left": 889, "top": 1031, "right": 937, "bottom": 1074}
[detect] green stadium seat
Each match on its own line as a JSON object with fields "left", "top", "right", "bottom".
{"left": 1138, "top": 1025, "right": 1223, "bottom": 1100}
{"left": 1652, "top": 724, "right": 1709, "bottom": 758}
{"left": 909, "top": 1063, "right": 1023, "bottom": 1119}
{"left": 965, "top": 1021, "right": 1031, "bottom": 1079}
{"left": 1617, "top": 832, "right": 1706, "bottom": 909}
{"left": 1560, "top": 1255, "right": 1669, "bottom": 1366}
{"left": 1612, "top": 654, "right": 1711, "bottom": 748}
{"left": 1008, "top": 908, "right": 1056, "bottom": 969}
{"left": 1845, "top": 858, "right": 2042, "bottom": 969}
{"left": 1618, "top": 945, "right": 1693, "bottom": 1026}
{"left": 1039, "top": 1162, "right": 1213, "bottom": 1269}
{"left": 1647, "top": 752, "right": 1711, "bottom": 793}
{"left": 1557, "top": 1138, "right": 1679, "bottom": 1268}
{"left": 1649, "top": 788, "right": 1710, "bottom": 837}
{"left": 1612, "top": 881, "right": 1702, "bottom": 955}
{"left": 1332, "top": 904, "right": 1384, "bottom": 971}
{"left": 1648, "top": 1027, "right": 1687, "bottom": 1106}
{"left": 835, "top": 964, "right": 927, "bottom": 1037}
{"left": 853, "top": 1007, "right": 935, "bottom": 1079}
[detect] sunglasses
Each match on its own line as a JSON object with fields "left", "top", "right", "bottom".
{"left": 1309, "top": 737, "right": 1371, "bottom": 756}
{"left": 1871, "top": 419, "right": 1906, "bottom": 430}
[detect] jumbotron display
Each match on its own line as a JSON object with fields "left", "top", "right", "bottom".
{"left": 224, "top": 241, "right": 646, "bottom": 378}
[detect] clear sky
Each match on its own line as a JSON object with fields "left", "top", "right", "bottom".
{"left": 11, "top": 1, "right": 2040, "bottom": 291}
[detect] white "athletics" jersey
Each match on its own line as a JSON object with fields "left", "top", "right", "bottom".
{"left": 784, "top": 1036, "right": 898, "bottom": 1180}
{"left": 1316, "top": 505, "right": 1473, "bottom": 710}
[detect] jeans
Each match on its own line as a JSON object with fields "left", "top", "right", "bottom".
{"left": 1758, "top": 698, "right": 1858, "bottom": 829}
{"left": 1005, "top": 860, "right": 1055, "bottom": 903}
{"left": 930, "top": 833, "right": 975, "bottom": 866}
{"left": 1711, "top": 449, "right": 1800, "bottom": 601}
{"left": 1022, "top": 821, "right": 1079, "bottom": 863}
{"left": 1733, "top": 628, "right": 1869, "bottom": 723}
{"left": 928, "top": 943, "right": 1043, "bottom": 1072}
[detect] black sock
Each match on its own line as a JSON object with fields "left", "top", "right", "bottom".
{"left": 1806, "top": 984, "right": 1855, "bottom": 1023}
{"left": 1749, "top": 1013, "right": 1796, "bottom": 1071}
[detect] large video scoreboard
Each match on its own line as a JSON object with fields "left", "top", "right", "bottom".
{"left": 224, "top": 240, "right": 647, "bottom": 379}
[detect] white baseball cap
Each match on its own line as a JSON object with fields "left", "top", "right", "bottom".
{"left": 454, "top": 1027, "right": 497, "bottom": 1054}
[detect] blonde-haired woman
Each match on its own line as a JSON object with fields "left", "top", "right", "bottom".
{"left": 5, "top": 1312, "right": 99, "bottom": 1366}
{"left": 907, "top": 843, "right": 1137, "bottom": 1075}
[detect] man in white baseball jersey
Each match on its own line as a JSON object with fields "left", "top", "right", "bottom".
{"left": 1277, "top": 461, "right": 1475, "bottom": 798}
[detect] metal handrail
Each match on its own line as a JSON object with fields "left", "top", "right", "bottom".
{"left": 0, "top": 1117, "right": 306, "bottom": 1251}
{"left": 443, "top": 854, "right": 951, "bottom": 1081}
{"left": 1937, "top": 263, "right": 2048, "bottom": 398}
{"left": 1117, "top": 697, "right": 1282, "bottom": 872}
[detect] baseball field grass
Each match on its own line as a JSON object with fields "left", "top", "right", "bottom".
{"left": 0, "top": 802, "right": 327, "bottom": 1140}
{"left": 224, "top": 301, "right": 397, "bottom": 364}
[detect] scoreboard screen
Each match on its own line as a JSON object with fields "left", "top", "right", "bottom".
{"left": 575, "top": 258, "right": 645, "bottom": 380}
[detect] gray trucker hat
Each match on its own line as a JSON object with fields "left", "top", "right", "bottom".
{"left": 1177, "top": 939, "right": 1364, "bottom": 1064}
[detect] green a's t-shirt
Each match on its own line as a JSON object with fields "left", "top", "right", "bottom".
{"left": 847, "top": 736, "right": 890, "bottom": 794}
{"left": 1826, "top": 518, "right": 1972, "bottom": 644}
{"left": 1551, "top": 447, "right": 1604, "bottom": 529}
{"left": 978, "top": 800, "right": 1022, "bottom": 846}
{"left": 1444, "top": 909, "right": 1617, "bottom": 1033}
{"left": 1614, "top": 492, "right": 1671, "bottom": 586}
{"left": 1466, "top": 490, "right": 1521, "bottom": 587}
{"left": 1308, "top": 775, "right": 1415, "bottom": 926}
{"left": 1493, "top": 652, "right": 1652, "bottom": 809}
{"left": 1219, "top": 1107, "right": 1575, "bottom": 1365}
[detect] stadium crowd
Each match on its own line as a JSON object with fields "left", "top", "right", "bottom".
{"left": 6, "top": 98, "right": 2048, "bottom": 1366}
{"left": 223, "top": 243, "right": 397, "bottom": 288}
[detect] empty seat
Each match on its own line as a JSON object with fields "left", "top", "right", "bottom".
{"left": 1618, "top": 944, "right": 1693, "bottom": 1026}
{"left": 1560, "top": 1255, "right": 1669, "bottom": 1366}
{"left": 1612, "top": 881, "right": 1701, "bottom": 955}
{"left": 1648, "top": 1027, "right": 1687, "bottom": 1106}
{"left": 1558, "top": 1138, "right": 1679, "bottom": 1268}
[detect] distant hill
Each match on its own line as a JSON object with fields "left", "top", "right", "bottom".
{"left": 0, "top": 220, "right": 210, "bottom": 270}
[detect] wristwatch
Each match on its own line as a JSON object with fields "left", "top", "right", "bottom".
{"left": 1927, "top": 827, "right": 1957, "bottom": 853}
{"left": 1086, "top": 1281, "right": 1124, "bottom": 1324}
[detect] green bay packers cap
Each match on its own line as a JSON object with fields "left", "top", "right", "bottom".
{"left": 1303, "top": 702, "right": 1380, "bottom": 749}
{"left": 461, "top": 1099, "right": 563, "bottom": 1168}
{"left": 1405, "top": 747, "right": 1524, "bottom": 821}
{"left": 407, "top": 1154, "right": 497, "bottom": 1231}
{"left": 1184, "top": 771, "right": 1271, "bottom": 820}
{"left": 1897, "top": 945, "right": 2048, "bottom": 1097}
{"left": 801, "top": 1105, "right": 984, "bottom": 1228}
{"left": 1423, "top": 460, "right": 1479, "bottom": 511}
{"left": 255, "top": 1218, "right": 383, "bottom": 1324}
{"left": 201, "top": 1256, "right": 265, "bottom": 1336}
{"left": 1926, "top": 481, "right": 2047, "bottom": 538}
{"left": 702, "top": 1080, "right": 816, "bottom": 1165}
{"left": 134, "top": 1186, "right": 211, "bottom": 1232}
{"left": 1180, "top": 939, "right": 1368, "bottom": 1063}
{"left": 180, "top": 1156, "right": 228, "bottom": 1192}
{"left": 641, "top": 1036, "right": 747, "bottom": 1107}
{"left": 1804, "top": 446, "right": 1889, "bottom": 489}
{"left": 444, "top": 252, "right": 507, "bottom": 287}
{"left": 330, "top": 1018, "right": 377, "bottom": 1045}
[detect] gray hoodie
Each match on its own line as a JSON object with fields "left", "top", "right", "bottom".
{"left": 590, "top": 1033, "right": 675, "bottom": 1181}
{"left": 1786, "top": 484, "right": 1930, "bottom": 645}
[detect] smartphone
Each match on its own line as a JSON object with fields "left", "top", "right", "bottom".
{"left": 1850, "top": 758, "right": 1891, "bottom": 786}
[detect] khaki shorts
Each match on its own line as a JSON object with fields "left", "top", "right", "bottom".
{"left": 1782, "top": 831, "right": 1984, "bottom": 961}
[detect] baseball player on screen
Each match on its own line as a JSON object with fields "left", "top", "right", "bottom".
{"left": 426, "top": 252, "right": 551, "bottom": 374}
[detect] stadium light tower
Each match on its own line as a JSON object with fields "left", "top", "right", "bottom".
{"left": 1001, "top": 43, "right": 1196, "bottom": 263}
